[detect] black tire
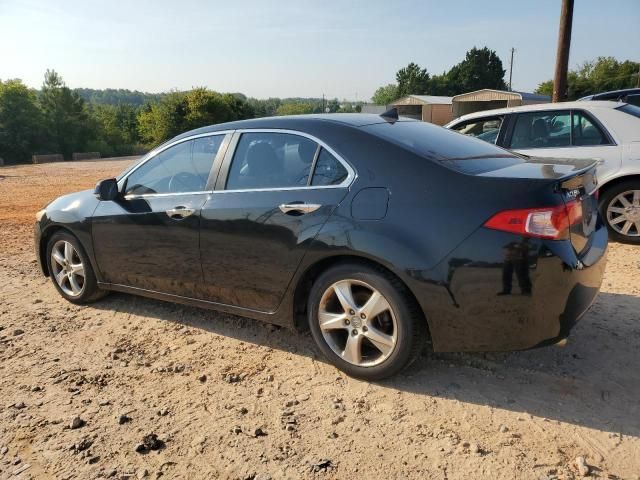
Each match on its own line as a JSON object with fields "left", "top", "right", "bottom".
{"left": 599, "top": 180, "right": 640, "bottom": 244}
{"left": 46, "top": 231, "right": 108, "bottom": 304}
{"left": 307, "top": 263, "right": 426, "bottom": 380}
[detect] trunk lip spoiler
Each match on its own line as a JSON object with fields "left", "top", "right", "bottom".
{"left": 559, "top": 161, "right": 598, "bottom": 195}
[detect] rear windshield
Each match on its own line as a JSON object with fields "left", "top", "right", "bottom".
{"left": 363, "top": 120, "right": 524, "bottom": 174}
{"left": 617, "top": 104, "right": 640, "bottom": 119}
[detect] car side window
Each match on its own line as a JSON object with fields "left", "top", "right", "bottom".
{"left": 572, "top": 111, "right": 608, "bottom": 146}
{"left": 311, "top": 148, "right": 348, "bottom": 186}
{"left": 509, "top": 110, "right": 571, "bottom": 149}
{"left": 452, "top": 116, "right": 503, "bottom": 145}
{"left": 125, "top": 136, "right": 222, "bottom": 195}
{"left": 226, "top": 132, "right": 318, "bottom": 190}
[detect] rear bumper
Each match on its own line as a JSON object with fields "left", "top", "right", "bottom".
{"left": 411, "top": 224, "right": 608, "bottom": 352}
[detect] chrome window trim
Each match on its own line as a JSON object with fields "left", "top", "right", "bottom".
{"left": 123, "top": 191, "right": 212, "bottom": 200}
{"left": 220, "top": 128, "right": 357, "bottom": 192}
{"left": 117, "top": 130, "right": 233, "bottom": 196}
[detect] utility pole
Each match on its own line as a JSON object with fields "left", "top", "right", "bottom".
{"left": 552, "top": 0, "right": 574, "bottom": 102}
{"left": 322, "top": 93, "right": 325, "bottom": 113}
{"left": 508, "top": 47, "right": 515, "bottom": 91}
{"left": 636, "top": 65, "right": 640, "bottom": 88}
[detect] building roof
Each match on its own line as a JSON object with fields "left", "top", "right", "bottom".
{"left": 452, "top": 89, "right": 550, "bottom": 102}
{"left": 392, "top": 95, "right": 453, "bottom": 106}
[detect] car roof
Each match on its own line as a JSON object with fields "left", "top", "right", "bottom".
{"left": 172, "top": 113, "right": 414, "bottom": 141}
{"left": 449, "top": 100, "right": 625, "bottom": 124}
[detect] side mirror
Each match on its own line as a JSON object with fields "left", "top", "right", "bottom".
{"left": 94, "top": 178, "right": 119, "bottom": 201}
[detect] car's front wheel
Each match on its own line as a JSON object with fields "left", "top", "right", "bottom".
{"left": 600, "top": 180, "right": 640, "bottom": 244}
{"left": 307, "top": 263, "right": 426, "bottom": 380}
{"left": 46, "top": 231, "right": 107, "bottom": 303}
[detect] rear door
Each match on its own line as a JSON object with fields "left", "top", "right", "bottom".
{"left": 506, "top": 109, "right": 622, "bottom": 184}
{"left": 92, "top": 133, "right": 229, "bottom": 296}
{"left": 199, "top": 130, "right": 354, "bottom": 312}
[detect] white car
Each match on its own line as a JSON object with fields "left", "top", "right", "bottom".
{"left": 445, "top": 101, "right": 640, "bottom": 244}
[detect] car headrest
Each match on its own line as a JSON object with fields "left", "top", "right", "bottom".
{"left": 245, "top": 142, "right": 281, "bottom": 176}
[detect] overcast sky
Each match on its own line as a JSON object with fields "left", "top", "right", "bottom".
{"left": 1, "top": 0, "right": 638, "bottom": 100}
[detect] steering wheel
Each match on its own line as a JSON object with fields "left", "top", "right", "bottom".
{"left": 168, "top": 172, "right": 204, "bottom": 193}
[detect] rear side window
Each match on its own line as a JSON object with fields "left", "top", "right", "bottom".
{"left": 510, "top": 110, "right": 571, "bottom": 149}
{"left": 226, "top": 132, "right": 318, "bottom": 190}
{"left": 572, "top": 111, "right": 608, "bottom": 146}
{"left": 451, "top": 116, "right": 504, "bottom": 144}
{"left": 617, "top": 104, "right": 640, "bottom": 118}
{"left": 311, "top": 149, "right": 348, "bottom": 186}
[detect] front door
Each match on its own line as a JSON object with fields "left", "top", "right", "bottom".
{"left": 92, "top": 134, "right": 228, "bottom": 297}
{"left": 199, "top": 130, "right": 353, "bottom": 312}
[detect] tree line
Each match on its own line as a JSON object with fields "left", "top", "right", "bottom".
{"left": 372, "top": 48, "right": 639, "bottom": 106}
{"left": 0, "top": 70, "right": 361, "bottom": 165}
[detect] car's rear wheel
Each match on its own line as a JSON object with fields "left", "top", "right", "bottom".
{"left": 600, "top": 180, "right": 640, "bottom": 244}
{"left": 307, "top": 263, "right": 425, "bottom": 380}
{"left": 46, "top": 231, "right": 107, "bottom": 303}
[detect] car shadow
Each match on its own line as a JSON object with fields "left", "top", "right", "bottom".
{"left": 91, "top": 291, "right": 640, "bottom": 437}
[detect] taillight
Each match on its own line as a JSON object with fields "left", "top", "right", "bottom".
{"left": 484, "top": 200, "right": 582, "bottom": 240}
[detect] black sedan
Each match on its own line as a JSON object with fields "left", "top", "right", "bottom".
{"left": 34, "top": 113, "right": 607, "bottom": 380}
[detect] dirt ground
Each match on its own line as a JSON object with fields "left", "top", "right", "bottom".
{"left": 0, "top": 159, "right": 639, "bottom": 480}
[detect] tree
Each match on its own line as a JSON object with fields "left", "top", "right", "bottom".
{"left": 396, "top": 62, "right": 430, "bottom": 97}
{"left": 536, "top": 57, "right": 640, "bottom": 99}
{"left": 138, "top": 88, "right": 254, "bottom": 147}
{"left": 276, "top": 102, "right": 315, "bottom": 116}
{"left": 0, "top": 79, "right": 44, "bottom": 163}
{"left": 446, "top": 47, "right": 506, "bottom": 94}
{"left": 371, "top": 84, "right": 399, "bottom": 105}
{"left": 39, "top": 69, "right": 93, "bottom": 159}
{"left": 88, "top": 103, "right": 141, "bottom": 156}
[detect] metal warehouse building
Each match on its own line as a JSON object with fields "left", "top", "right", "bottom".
{"left": 390, "top": 95, "right": 453, "bottom": 125}
{"left": 452, "top": 89, "right": 550, "bottom": 118}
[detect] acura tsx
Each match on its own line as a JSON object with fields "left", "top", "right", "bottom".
{"left": 34, "top": 112, "right": 607, "bottom": 379}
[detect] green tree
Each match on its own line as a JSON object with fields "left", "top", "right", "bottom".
{"left": 0, "top": 79, "right": 45, "bottom": 164}
{"left": 536, "top": 57, "right": 640, "bottom": 99}
{"left": 371, "top": 84, "right": 399, "bottom": 105}
{"left": 88, "top": 103, "right": 141, "bottom": 156}
{"left": 138, "top": 88, "right": 254, "bottom": 147}
{"left": 446, "top": 47, "right": 506, "bottom": 94}
{"left": 39, "top": 69, "right": 93, "bottom": 159}
{"left": 276, "top": 102, "right": 315, "bottom": 116}
{"left": 396, "top": 62, "right": 430, "bottom": 97}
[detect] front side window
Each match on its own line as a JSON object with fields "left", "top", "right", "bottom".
{"left": 125, "top": 135, "right": 222, "bottom": 195}
{"left": 226, "top": 132, "right": 318, "bottom": 190}
{"left": 311, "top": 149, "right": 348, "bottom": 186}
{"left": 452, "top": 116, "right": 503, "bottom": 144}
{"left": 510, "top": 110, "right": 571, "bottom": 149}
{"left": 572, "top": 111, "right": 608, "bottom": 146}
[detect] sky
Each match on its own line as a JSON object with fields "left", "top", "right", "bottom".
{"left": 1, "top": 0, "right": 638, "bottom": 100}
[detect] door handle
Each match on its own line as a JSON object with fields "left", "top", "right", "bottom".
{"left": 166, "top": 206, "right": 196, "bottom": 220}
{"left": 279, "top": 203, "right": 322, "bottom": 214}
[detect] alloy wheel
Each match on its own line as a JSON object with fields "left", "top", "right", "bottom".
{"left": 318, "top": 279, "right": 397, "bottom": 367}
{"left": 606, "top": 189, "right": 640, "bottom": 237}
{"left": 50, "top": 240, "right": 86, "bottom": 297}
